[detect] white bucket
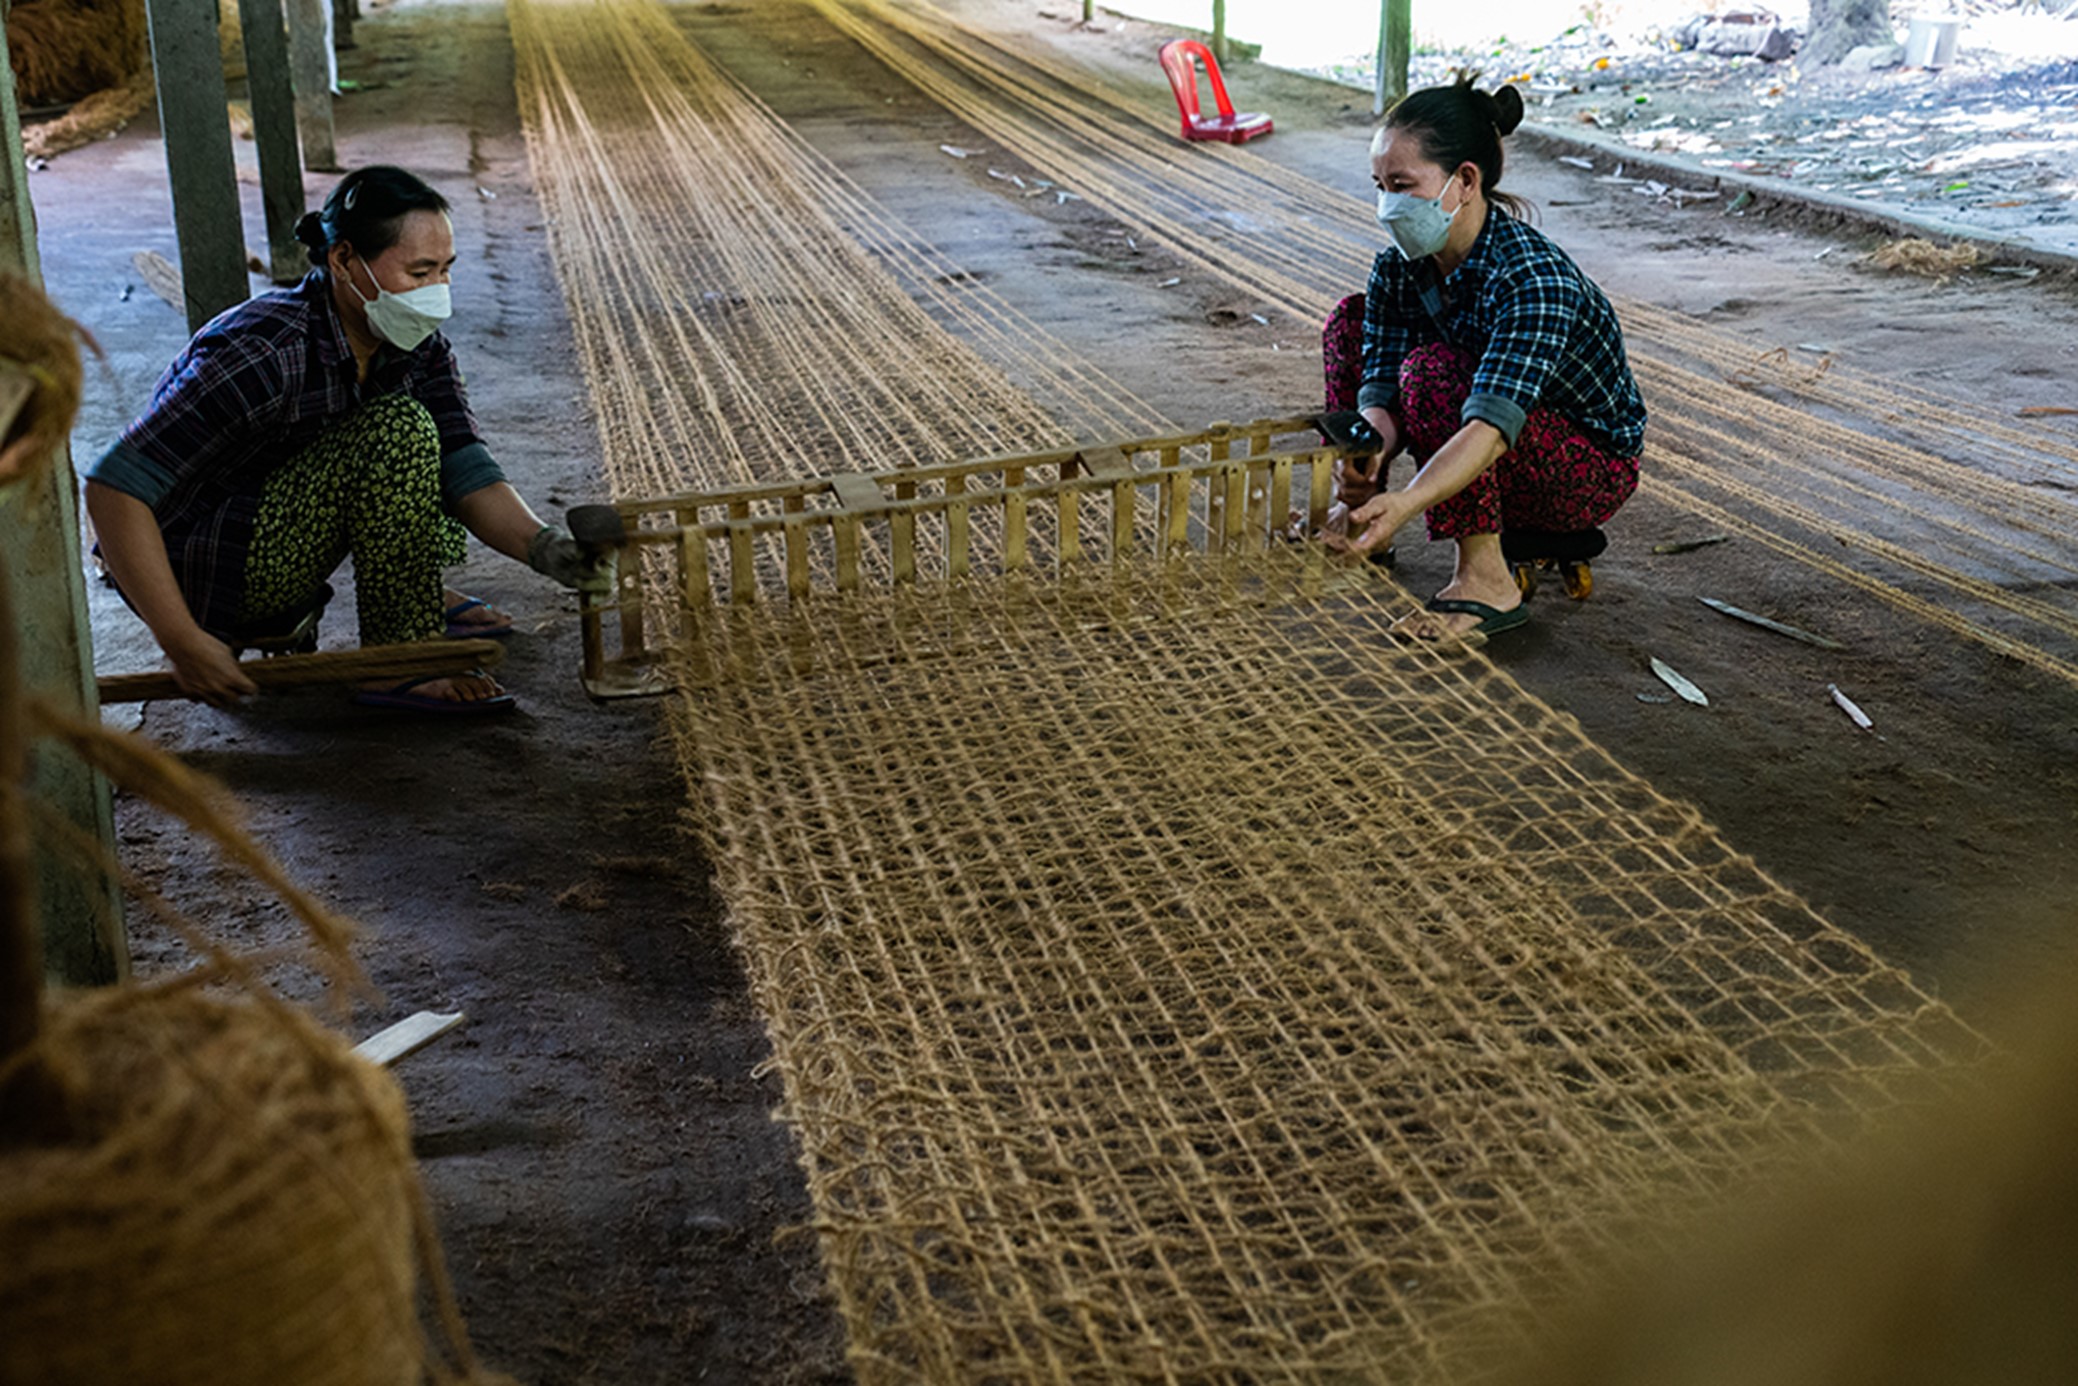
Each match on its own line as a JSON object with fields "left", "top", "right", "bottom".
{"left": 1903, "top": 16, "right": 1963, "bottom": 68}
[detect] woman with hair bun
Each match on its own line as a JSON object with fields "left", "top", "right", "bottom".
{"left": 84, "top": 165, "right": 608, "bottom": 711}
{"left": 1323, "top": 76, "right": 1647, "bottom": 640}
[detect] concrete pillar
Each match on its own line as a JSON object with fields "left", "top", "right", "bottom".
{"left": 0, "top": 16, "right": 129, "bottom": 988}
{"left": 287, "top": 0, "right": 339, "bottom": 172}
{"left": 144, "top": 0, "right": 250, "bottom": 331}
{"left": 237, "top": 0, "right": 307, "bottom": 283}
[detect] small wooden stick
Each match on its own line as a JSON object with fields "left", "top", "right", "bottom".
{"left": 96, "top": 639, "right": 506, "bottom": 705}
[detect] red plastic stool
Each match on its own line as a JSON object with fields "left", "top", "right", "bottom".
{"left": 1158, "top": 39, "right": 1273, "bottom": 145}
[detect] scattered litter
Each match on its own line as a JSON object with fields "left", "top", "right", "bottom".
{"left": 1813, "top": 246, "right": 1835, "bottom": 261}
{"left": 477, "top": 185, "right": 497, "bottom": 200}
{"left": 1157, "top": 277, "right": 1181, "bottom": 288}
{"left": 2018, "top": 406, "right": 2078, "bottom": 418}
{"left": 1650, "top": 658, "right": 1710, "bottom": 707}
{"left": 1725, "top": 189, "right": 1754, "bottom": 214}
{"left": 1987, "top": 266, "right": 2041, "bottom": 280}
{"left": 26, "top": 156, "right": 48, "bottom": 173}
{"left": 1558, "top": 155, "right": 1595, "bottom": 169}
{"left": 1869, "top": 237, "right": 1982, "bottom": 283}
{"left": 1055, "top": 191, "right": 1078, "bottom": 205}
{"left": 1651, "top": 533, "right": 1729, "bottom": 555}
{"left": 353, "top": 1010, "right": 467, "bottom": 1068}
{"left": 1699, "top": 597, "right": 1845, "bottom": 650}
{"left": 1636, "top": 692, "right": 1675, "bottom": 704}
{"left": 1127, "top": 237, "right": 1138, "bottom": 250}
{"left": 1249, "top": 313, "right": 1269, "bottom": 325}
{"left": 939, "top": 144, "right": 972, "bottom": 159}
{"left": 1827, "top": 683, "right": 1878, "bottom": 734}
{"left": 987, "top": 169, "right": 1012, "bottom": 180}
{"left": 1795, "top": 342, "right": 1831, "bottom": 352}
{"left": 1022, "top": 187, "right": 1047, "bottom": 198}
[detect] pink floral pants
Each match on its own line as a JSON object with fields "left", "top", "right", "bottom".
{"left": 1323, "top": 293, "right": 1638, "bottom": 540}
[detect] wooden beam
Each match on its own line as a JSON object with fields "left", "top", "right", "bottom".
{"left": 143, "top": 0, "right": 250, "bottom": 331}
{"left": 286, "top": 0, "right": 339, "bottom": 172}
{"left": 1375, "top": 0, "right": 1412, "bottom": 116}
{"left": 1212, "top": 0, "right": 1227, "bottom": 65}
{"left": 236, "top": 0, "right": 308, "bottom": 283}
{"left": 0, "top": 16, "right": 128, "bottom": 988}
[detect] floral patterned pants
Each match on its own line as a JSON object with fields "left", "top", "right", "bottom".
{"left": 241, "top": 394, "right": 465, "bottom": 646}
{"left": 1322, "top": 293, "right": 1638, "bottom": 540}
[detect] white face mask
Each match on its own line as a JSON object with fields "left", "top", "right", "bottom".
{"left": 349, "top": 258, "right": 451, "bottom": 352}
{"left": 1375, "top": 179, "right": 1465, "bottom": 261}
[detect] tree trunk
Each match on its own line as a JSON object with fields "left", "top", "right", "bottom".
{"left": 1804, "top": 0, "right": 1895, "bottom": 65}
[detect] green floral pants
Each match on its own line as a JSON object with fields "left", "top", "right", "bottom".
{"left": 240, "top": 395, "right": 465, "bottom": 646}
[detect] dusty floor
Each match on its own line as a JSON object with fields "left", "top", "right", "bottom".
{"left": 30, "top": 0, "right": 2078, "bottom": 1379}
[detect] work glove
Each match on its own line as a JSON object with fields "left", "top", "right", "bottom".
{"left": 527, "top": 523, "right": 615, "bottom": 597}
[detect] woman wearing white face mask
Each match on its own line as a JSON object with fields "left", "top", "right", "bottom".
{"left": 84, "top": 166, "right": 607, "bottom": 711}
{"left": 1321, "top": 77, "right": 1647, "bottom": 641}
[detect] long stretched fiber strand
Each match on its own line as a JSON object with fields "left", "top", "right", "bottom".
{"left": 511, "top": 0, "right": 1982, "bottom": 1377}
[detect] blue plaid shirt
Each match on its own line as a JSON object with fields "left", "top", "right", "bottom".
{"left": 1357, "top": 211, "right": 1647, "bottom": 458}
{"left": 87, "top": 271, "right": 504, "bottom": 637}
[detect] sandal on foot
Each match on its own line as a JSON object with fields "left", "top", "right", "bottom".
{"left": 352, "top": 672, "right": 517, "bottom": 716}
{"left": 1421, "top": 597, "right": 1530, "bottom": 638}
{"left": 443, "top": 596, "right": 514, "bottom": 640}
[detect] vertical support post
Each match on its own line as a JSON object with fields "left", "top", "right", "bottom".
{"left": 1081, "top": 0, "right": 1092, "bottom": 21}
{"left": 1375, "top": 0, "right": 1412, "bottom": 116}
{"left": 0, "top": 18, "right": 129, "bottom": 988}
{"left": 331, "top": 0, "right": 356, "bottom": 51}
{"left": 1212, "top": 0, "right": 1227, "bottom": 65}
{"left": 237, "top": 0, "right": 308, "bottom": 283}
{"left": 144, "top": 0, "right": 250, "bottom": 331}
{"left": 287, "top": 0, "right": 339, "bottom": 172}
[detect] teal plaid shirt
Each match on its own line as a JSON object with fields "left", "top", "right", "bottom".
{"left": 1357, "top": 211, "right": 1647, "bottom": 458}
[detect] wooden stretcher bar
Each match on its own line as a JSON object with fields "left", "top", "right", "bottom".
{"left": 577, "top": 414, "right": 1361, "bottom": 699}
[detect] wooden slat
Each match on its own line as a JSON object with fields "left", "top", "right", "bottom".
{"left": 1166, "top": 467, "right": 1191, "bottom": 554}
{"left": 834, "top": 514, "right": 861, "bottom": 591}
{"left": 676, "top": 517, "right": 711, "bottom": 611}
{"left": 893, "top": 480, "right": 916, "bottom": 584}
{"left": 611, "top": 538, "right": 651, "bottom": 657}
{"left": 1269, "top": 458, "right": 1293, "bottom": 541}
{"left": 1004, "top": 466, "right": 1028, "bottom": 573}
{"left": 1110, "top": 478, "right": 1135, "bottom": 565}
{"left": 947, "top": 473, "right": 970, "bottom": 578}
{"left": 783, "top": 513, "right": 811, "bottom": 598}
{"left": 1206, "top": 432, "right": 1230, "bottom": 553}
{"left": 728, "top": 501, "right": 755, "bottom": 606}
{"left": 354, "top": 1010, "right": 466, "bottom": 1067}
{"left": 1309, "top": 447, "right": 1334, "bottom": 530}
{"left": 1057, "top": 457, "right": 1081, "bottom": 565}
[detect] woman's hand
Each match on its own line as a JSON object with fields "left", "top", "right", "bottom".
{"left": 1329, "top": 488, "right": 1414, "bottom": 558}
{"left": 164, "top": 628, "right": 258, "bottom": 708}
{"left": 1334, "top": 406, "right": 1402, "bottom": 511}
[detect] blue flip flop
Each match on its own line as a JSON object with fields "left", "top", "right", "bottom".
{"left": 1422, "top": 596, "right": 1530, "bottom": 638}
{"left": 443, "top": 596, "right": 514, "bottom": 641}
{"left": 352, "top": 672, "right": 517, "bottom": 715}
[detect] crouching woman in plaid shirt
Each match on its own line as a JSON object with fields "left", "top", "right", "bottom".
{"left": 1321, "top": 77, "right": 1648, "bottom": 640}
{"left": 84, "top": 165, "right": 607, "bottom": 712}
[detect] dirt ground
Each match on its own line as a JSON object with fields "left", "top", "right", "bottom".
{"left": 28, "top": 0, "right": 2078, "bottom": 1379}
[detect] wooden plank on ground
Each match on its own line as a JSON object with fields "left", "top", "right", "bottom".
{"left": 354, "top": 1010, "right": 466, "bottom": 1067}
